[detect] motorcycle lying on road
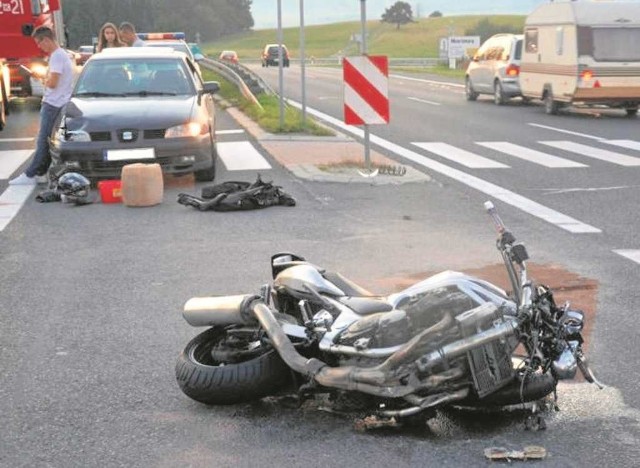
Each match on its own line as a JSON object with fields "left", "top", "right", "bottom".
{"left": 175, "top": 202, "right": 603, "bottom": 423}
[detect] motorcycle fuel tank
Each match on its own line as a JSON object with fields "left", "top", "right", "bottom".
{"left": 274, "top": 264, "right": 345, "bottom": 297}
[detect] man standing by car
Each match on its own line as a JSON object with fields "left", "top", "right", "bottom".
{"left": 119, "top": 22, "right": 145, "bottom": 47}
{"left": 10, "top": 26, "right": 73, "bottom": 185}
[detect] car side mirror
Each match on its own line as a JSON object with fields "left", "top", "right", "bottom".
{"left": 202, "top": 81, "right": 220, "bottom": 94}
{"left": 194, "top": 53, "right": 204, "bottom": 62}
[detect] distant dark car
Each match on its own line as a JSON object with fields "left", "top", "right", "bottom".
{"left": 261, "top": 44, "right": 289, "bottom": 67}
{"left": 50, "top": 47, "right": 219, "bottom": 182}
{"left": 77, "top": 45, "right": 94, "bottom": 65}
{"left": 219, "top": 50, "right": 238, "bottom": 64}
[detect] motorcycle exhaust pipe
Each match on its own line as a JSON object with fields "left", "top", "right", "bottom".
{"left": 250, "top": 301, "right": 457, "bottom": 399}
{"left": 183, "top": 294, "right": 259, "bottom": 327}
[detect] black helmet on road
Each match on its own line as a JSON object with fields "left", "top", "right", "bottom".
{"left": 58, "top": 172, "right": 92, "bottom": 205}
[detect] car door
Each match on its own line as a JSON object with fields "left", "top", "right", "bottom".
{"left": 472, "top": 37, "right": 498, "bottom": 93}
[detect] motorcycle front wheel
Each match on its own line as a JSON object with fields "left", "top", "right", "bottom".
{"left": 175, "top": 327, "right": 291, "bottom": 405}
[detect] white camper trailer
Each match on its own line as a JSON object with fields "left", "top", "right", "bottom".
{"left": 520, "top": 1, "right": 640, "bottom": 115}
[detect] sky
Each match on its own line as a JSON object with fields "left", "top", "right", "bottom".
{"left": 250, "top": 0, "right": 548, "bottom": 29}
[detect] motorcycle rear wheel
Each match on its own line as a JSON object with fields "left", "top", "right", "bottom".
{"left": 175, "top": 327, "right": 291, "bottom": 405}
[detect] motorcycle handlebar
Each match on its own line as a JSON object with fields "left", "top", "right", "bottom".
{"left": 484, "top": 201, "right": 506, "bottom": 233}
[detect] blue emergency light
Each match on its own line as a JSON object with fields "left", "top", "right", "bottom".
{"left": 137, "top": 32, "right": 186, "bottom": 41}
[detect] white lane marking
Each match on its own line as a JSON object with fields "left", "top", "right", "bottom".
{"left": 216, "top": 129, "right": 245, "bottom": 135}
{"left": 542, "top": 185, "right": 635, "bottom": 195}
{"left": 217, "top": 141, "right": 271, "bottom": 171}
{"left": 389, "top": 74, "right": 465, "bottom": 88}
{"left": 477, "top": 142, "right": 588, "bottom": 168}
{"left": 0, "top": 185, "right": 36, "bottom": 232}
{"left": 413, "top": 142, "right": 509, "bottom": 169}
{"left": 528, "top": 123, "right": 604, "bottom": 141}
{"left": 540, "top": 141, "right": 640, "bottom": 167}
{"left": 408, "top": 97, "right": 441, "bottom": 106}
{"left": 287, "top": 100, "right": 600, "bottom": 234}
{"left": 0, "top": 150, "right": 34, "bottom": 180}
{"left": 614, "top": 250, "right": 640, "bottom": 264}
{"left": 604, "top": 140, "right": 640, "bottom": 151}
{"left": 0, "top": 138, "right": 34, "bottom": 142}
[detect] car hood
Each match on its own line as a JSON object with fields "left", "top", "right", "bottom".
{"left": 64, "top": 96, "right": 197, "bottom": 131}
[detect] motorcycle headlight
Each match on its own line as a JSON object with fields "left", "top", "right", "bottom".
{"left": 165, "top": 122, "right": 207, "bottom": 138}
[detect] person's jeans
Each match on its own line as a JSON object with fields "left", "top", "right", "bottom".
{"left": 25, "top": 102, "right": 63, "bottom": 177}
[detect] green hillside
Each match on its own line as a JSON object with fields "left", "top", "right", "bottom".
{"left": 203, "top": 15, "right": 526, "bottom": 60}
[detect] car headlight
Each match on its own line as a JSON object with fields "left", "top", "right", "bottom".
{"left": 55, "top": 128, "right": 91, "bottom": 143}
{"left": 31, "top": 63, "right": 48, "bottom": 78}
{"left": 165, "top": 122, "right": 208, "bottom": 138}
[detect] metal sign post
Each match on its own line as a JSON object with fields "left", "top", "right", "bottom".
{"left": 359, "top": 0, "right": 376, "bottom": 177}
{"left": 277, "top": 0, "right": 285, "bottom": 129}
{"left": 300, "top": 0, "right": 307, "bottom": 129}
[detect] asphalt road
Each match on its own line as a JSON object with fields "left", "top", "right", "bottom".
{"left": 1, "top": 73, "right": 639, "bottom": 467}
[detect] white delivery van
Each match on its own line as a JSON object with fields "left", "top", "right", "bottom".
{"left": 520, "top": 1, "right": 640, "bottom": 116}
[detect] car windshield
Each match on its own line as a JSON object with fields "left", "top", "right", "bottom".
{"left": 74, "top": 58, "right": 195, "bottom": 97}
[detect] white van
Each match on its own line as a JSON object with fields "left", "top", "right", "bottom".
{"left": 520, "top": 1, "right": 640, "bottom": 116}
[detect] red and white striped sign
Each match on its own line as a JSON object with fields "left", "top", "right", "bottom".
{"left": 343, "top": 55, "right": 389, "bottom": 125}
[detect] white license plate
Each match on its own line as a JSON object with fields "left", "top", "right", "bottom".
{"left": 105, "top": 148, "right": 155, "bottom": 161}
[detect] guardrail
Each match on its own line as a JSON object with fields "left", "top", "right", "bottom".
{"left": 230, "top": 57, "right": 448, "bottom": 68}
{"left": 199, "top": 55, "right": 453, "bottom": 111}
{"left": 200, "top": 58, "right": 275, "bottom": 110}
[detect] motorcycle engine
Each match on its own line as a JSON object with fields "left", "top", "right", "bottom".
{"left": 338, "top": 309, "right": 410, "bottom": 349}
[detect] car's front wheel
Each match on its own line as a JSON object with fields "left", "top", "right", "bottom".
{"left": 194, "top": 142, "right": 217, "bottom": 182}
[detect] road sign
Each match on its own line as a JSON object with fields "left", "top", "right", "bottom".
{"left": 343, "top": 55, "right": 389, "bottom": 125}
{"left": 447, "top": 36, "right": 480, "bottom": 59}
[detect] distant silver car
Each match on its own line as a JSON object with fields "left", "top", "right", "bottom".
{"left": 465, "top": 33, "right": 524, "bottom": 105}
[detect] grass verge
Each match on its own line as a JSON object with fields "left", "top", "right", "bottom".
{"left": 202, "top": 68, "right": 334, "bottom": 136}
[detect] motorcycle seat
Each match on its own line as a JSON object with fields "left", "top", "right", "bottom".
{"left": 322, "top": 271, "right": 374, "bottom": 297}
{"left": 338, "top": 296, "right": 394, "bottom": 315}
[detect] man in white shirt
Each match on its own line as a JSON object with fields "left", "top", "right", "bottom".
{"left": 10, "top": 26, "right": 74, "bottom": 185}
{"left": 119, "top": 22, "right": 145, "bottom": 47}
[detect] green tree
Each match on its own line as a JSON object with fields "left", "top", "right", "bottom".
{"left": 381, "top": 1, "right": 414, "bottom": 30}
{"left": 429, "top": 11, "right": 443, "bottom": 18}
{"left": 61, "top": 0, "right": 253, "bottom": 47}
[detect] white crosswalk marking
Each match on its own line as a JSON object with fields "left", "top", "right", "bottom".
{"left": 477, "top": 142, "right": 588, "bottom": 168}
{"left": 217, "top": 141, "right": 271, "bottom": 171}
{"left": 614, "top": 250, "right": 640, "bottom": 265}
{"left": 412, "top": 142, "right": 509, "bottom": 169}
{"left": 0, "top": 185, "right": 36, "bottom": 232}
{"left": 540, "top": 141, "right": 640, "bottom": 166}
{"left": 0, "top": 150, "right": 34, "bottom": 180}
{"left": 604, "top": 140, "right": 640, "bottom": 152}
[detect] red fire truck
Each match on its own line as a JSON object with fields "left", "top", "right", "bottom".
{"left": 0, "top": 0, "right": 66, "bottom": 130}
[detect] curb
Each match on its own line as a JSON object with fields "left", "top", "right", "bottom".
{"left": 222, "top": 104, "right": 430, "bottom": 185}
